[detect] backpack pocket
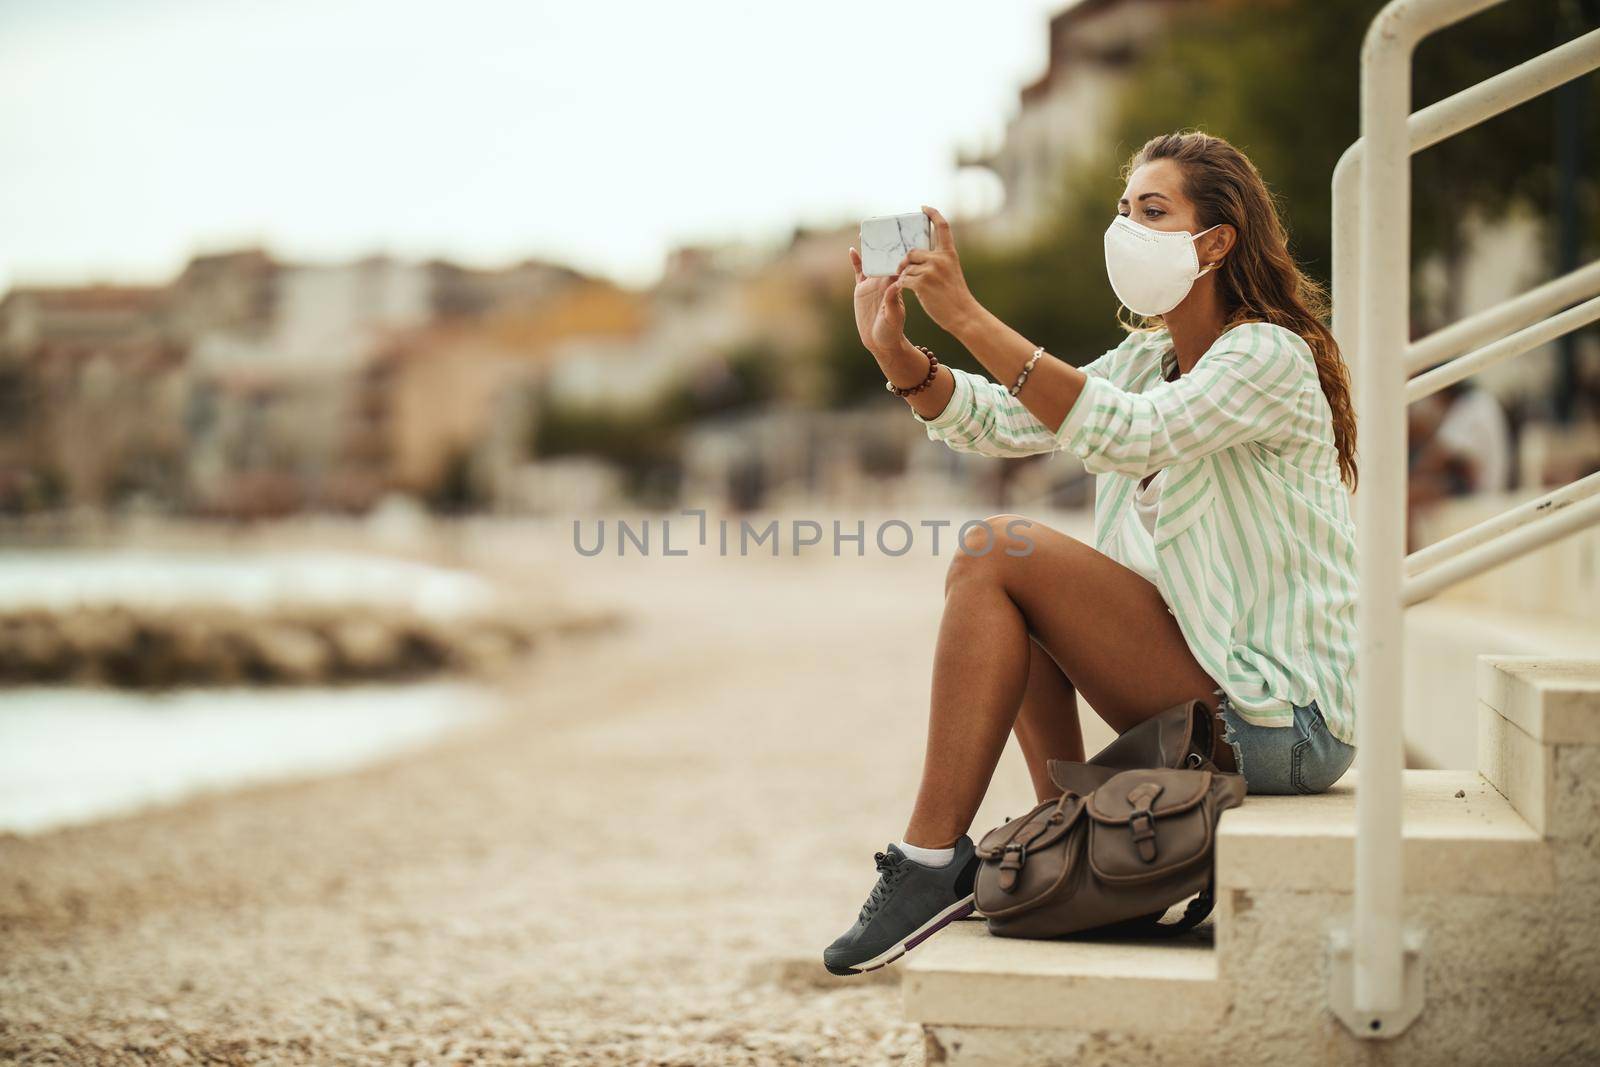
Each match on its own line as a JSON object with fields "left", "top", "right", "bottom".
{"left": 973, "top": 792, "right": 1087, "bottom": 918}
{"left": 1086, "top": 768, "right": 1215, "bottom": 884}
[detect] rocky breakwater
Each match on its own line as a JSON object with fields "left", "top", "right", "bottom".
{"left": 0, "top": 550, "right": 617, "bottom": 688}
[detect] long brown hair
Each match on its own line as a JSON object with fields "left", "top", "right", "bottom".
{"left": 1124, "top": 131, "right": 1358, "bottom": 490}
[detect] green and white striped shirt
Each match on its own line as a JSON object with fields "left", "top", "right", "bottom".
{"left": 913, "top": 321, "right": 1359, "bottom": 745}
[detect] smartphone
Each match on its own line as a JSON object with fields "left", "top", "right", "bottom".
{"left": 859, "top": 212, "right": 932, "bottom": 277}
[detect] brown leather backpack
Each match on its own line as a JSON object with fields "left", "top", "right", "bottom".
{"left": 974, "top": 699, "right": 1246, "bottom": 940}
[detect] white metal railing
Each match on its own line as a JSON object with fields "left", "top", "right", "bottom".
{"left": 1328, "top": 0, "right": 1600, "bottom": 1040}
{"left": 1407, "top": 260, "right": 1600, "bottom": 372}
{"left": 1408, "top": 295, "right": 1600, "bottom": 399}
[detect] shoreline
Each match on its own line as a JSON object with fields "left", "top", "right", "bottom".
{"left": 0, "top": 517, "right": 1102, "bottom": 1064}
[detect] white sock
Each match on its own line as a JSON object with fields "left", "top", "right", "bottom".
{"left": 896, "top": 840, "right": 955, "bottom": 867}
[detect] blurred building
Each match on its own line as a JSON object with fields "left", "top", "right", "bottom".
{"left": 0, "top": 249, "right": 646, "bottom": 516}
{"left": 426, "top": 259, "right": 585, "bottom": 321}
{"left": 165, "top": 249, "right": 278, "bottom": 341}
{"left": 544, "top": 244, "right": 768, "bottom": 410}
{"left": 5, "top": 0, "right": 1586, "bottom": 520}
{"left": 958, "top": 0, "right": 1197, "bottom": 247}
{"left": 742, "top": 223, "right": 858, "bottom": 405}
{"left": 181, "top": 254, "right": 435, "bottom": 513}
{"left": 0, "top": 284, "right": 184, "bottom": 511}
{"left": 377, "top": 278, "right": 649, "bottom": 509}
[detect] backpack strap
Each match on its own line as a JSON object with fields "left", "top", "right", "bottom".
{"left": 1102, "top": 875, "right": 1216, "bottom": 939}
{"left": 1148, "top": 876, "right": 1216, "bottom": 938}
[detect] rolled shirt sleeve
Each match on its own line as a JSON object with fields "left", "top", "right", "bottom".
{"left": 1053, "top": 323, "right": 1310, "bottom": 478}
{"left": 912, "top": 342, "right": 1123, "bottom": 460}
{"left": 912, "top": 366, "right": 1062, "bottom": 458}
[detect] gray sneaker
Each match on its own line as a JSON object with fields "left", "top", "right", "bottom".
{"left": 823, "top": 838, "right": 978, "bottom": 976}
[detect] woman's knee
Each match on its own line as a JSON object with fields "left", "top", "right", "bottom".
{"left": 944, "top": 514, "right": 1040, "bottom": 592}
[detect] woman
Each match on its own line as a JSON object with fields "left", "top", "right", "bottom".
{"left": 823, "top": 131, "right": 1360, "bottom": 977}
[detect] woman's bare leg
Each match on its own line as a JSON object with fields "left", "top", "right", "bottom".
{"left": 904, "top": 514, "right": 1234, "bottom": 848}
{"left": 1013, "top": 640, "right": 1085, "bottom": 802}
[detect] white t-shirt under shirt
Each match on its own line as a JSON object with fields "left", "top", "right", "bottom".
{"left": 1121, "top": 467, "right": 1166, "bottom": 588}
{"left": 1120, "top": 349, "right": 1174, "bottom": 591}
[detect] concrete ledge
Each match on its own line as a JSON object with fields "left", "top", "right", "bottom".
{"left": 920, "top": 1024, "right": 1233, "bottom": 1066}
{"left": 1405, "top": 606, "right": 1600, "bottom": 768}
{"left": 1479, "top": 699, "right": 1554, "bottom": 835}
{"left": 1217, "top": 770, "right": 1554, "bottom": 896}
{"left": 903, "top": 921, "right": 1222, "bottom": 1032}
{"left": 1478, "top": 656, "right": 1600, "bottom": 744}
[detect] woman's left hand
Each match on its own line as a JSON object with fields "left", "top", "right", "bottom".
{"left": 895, "top": 206, "right": 982, "bottom": 336}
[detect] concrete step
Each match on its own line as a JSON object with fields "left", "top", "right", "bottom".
{"left": 1478, "top": 656, "right": 1600, "bottom": 838}
{"left": 903, "top": 920, "right": 1221, "bottom": 1034}
{"left": 1403, "top": 600, "right": 1600, "bottom": 768}
{"left": 1217, "top": 768, "right": 1554, "bottom": 898}
{"left": 906, "top": 768, "right": 1553, "bottom": 1043}
{"left": 905, "top": 659, "right": 1600, "bottom": 1063}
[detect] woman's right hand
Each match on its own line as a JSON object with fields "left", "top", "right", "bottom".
{"left": 849, "top": 247, "right": 907, "bottom": 357}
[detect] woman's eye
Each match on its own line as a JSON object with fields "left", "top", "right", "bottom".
{"left": 1143, "top": 208, "right": 1164, "bottom": 219}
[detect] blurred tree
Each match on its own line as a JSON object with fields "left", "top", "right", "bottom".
{"left": 531, "top": 394, "right": 678, "bottom": 467}
{"left": 661, "top": 341, "right": 780, "bottom": 422}
{"left": 529, "top": 395, "right": 684, "bottom": 506}
{"left": 528, "top": 342, "right": 782, "bottom": 506}
{"left": 960, "top": 162, "right": 1132, "bottom": 369}
{"left": 1109, "top": 0, "right": 1599, "bottom": 320}
{"left": 811, "top": 0, "right": 1598, "bottom": 412}
{"left": 1412, "top": 0, "right": 1600, "bottom": 312}
{"left": 429, "top": 448, "right": 485, "bottom": 515}
{"left": 816, "top": 296, "right": 892, "bottom": 408}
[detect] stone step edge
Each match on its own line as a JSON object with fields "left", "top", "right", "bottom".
{"left": 903, "top": 922, "right": 1221, "bottom": 1032}
{"left": 1477, "top": 655, "right": 1600, "bottom": 745}
{"left": 1217, "top": 769, "right": 1554, "bottom": 896}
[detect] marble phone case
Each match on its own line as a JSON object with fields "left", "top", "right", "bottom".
{"left": 859, "top": 212, "right": 932, "bottom": 277}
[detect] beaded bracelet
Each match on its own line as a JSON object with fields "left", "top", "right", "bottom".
{"left": 1009, "top": 345, "right": 1046, "bottom": 397}
{"left": 886, "top": 345, "right": 941, "bottom": 398}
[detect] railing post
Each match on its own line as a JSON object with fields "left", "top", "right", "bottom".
{"left": 1331, "top": 146, "right": 1361, "bottom": 360}
{"left": 1354, "top": 0, "right": 1414, "bottom": 1024}
{"left": 1330, "top": 0, "right": 1600, "bottom": 1041}
{"left": 1332, "top": 0, "right": 1446, "bottom": 1038}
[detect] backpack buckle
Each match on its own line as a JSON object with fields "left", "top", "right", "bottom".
{"left": 997, "top": 842, "right": 1028, "bottom": 893}
{"left": 1127, "top": 782, "right": 1164, "bottom": 863}
{"left": 1129, "top": 809, "right": 1158, "bottom": 862}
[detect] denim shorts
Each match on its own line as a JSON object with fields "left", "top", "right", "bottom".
{"left": 1213, "top": 687, "right": 1356, "bottom": 795}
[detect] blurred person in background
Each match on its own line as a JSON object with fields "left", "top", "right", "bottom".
{"left": 1406, "top": 377, "right": 1512, "bottom": 548}
{"left": 822, "top": 131, "right": 1360, "bottom": 977}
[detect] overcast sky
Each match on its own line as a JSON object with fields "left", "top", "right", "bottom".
{"left": 0, "top": 0, "right": 1069, "bottom": 290}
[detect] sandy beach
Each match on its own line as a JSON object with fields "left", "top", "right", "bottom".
{"left": 0, "top": 515, "right": 1104, "bottom": 1065}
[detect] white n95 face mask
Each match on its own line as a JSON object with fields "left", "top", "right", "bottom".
{"left": 1103, "top": 215, "right": 1222, "bottom": 317}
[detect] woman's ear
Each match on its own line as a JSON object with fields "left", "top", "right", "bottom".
{"left": 1202, "top": 224, "right": 1236, "bottom": 269}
